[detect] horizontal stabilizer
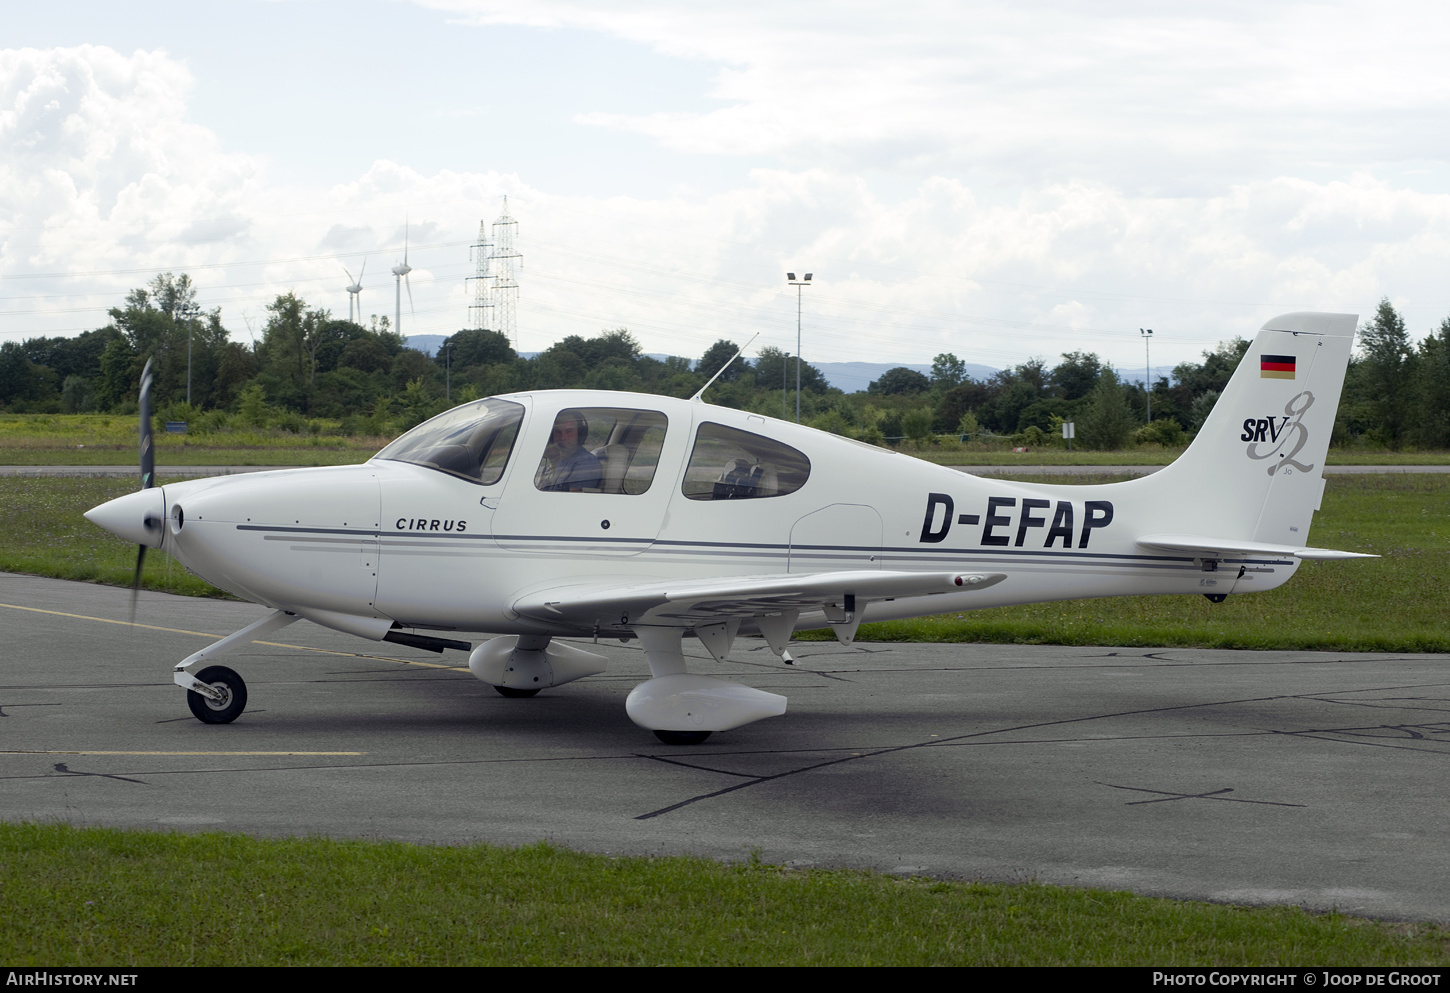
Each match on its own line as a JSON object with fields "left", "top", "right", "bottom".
{"left": 1137, "top": 533, "right": 1378, "bottom": 561}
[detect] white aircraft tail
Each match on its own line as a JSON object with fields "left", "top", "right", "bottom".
{"left": 1135, "top": 312, "right": 1357, "bottom": 551}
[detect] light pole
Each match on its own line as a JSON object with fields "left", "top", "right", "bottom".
{"left": 782, "top": 351, "right": 790, "bottom": 420}
{"left": 1140, "top": 328, "right": 1153, "bottom": 423}
{"left": 444, "top": 341, "right": 454, "bottom": 401}
{"left": 787, "top": 272, "right": 812, "bottom": 422}
{"left": 182, "top": 303, "right": 200, "bottom": 407}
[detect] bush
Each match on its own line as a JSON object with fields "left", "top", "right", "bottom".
{"left": 902, "top": 407, "right": 934, "bottom": 443}
{"left": 273, "top": 410, "right": 307, "bottom": 434}
{"left": 1077, "top": 369, "right": 1135, "bottom": 450}
{"left": 1013, "top": 425, "right": 1050, "bottom": 448}
{"left": 236, "top": 384, "right": 273, "bottom": 428}
{"left": 1134, "top": 418, "right": 1186, "bottom": 447}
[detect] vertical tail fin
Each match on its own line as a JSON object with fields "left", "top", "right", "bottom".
{"left": 1144, "top": 312, "right": 1356, "bottom": 546}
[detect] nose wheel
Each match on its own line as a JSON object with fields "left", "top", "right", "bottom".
{"left": 186, "top": 665, "right": 248, "bottom": 724}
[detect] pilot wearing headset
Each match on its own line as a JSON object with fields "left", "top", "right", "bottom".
{"left": 538, "top": 408, "right": 604, "bottom": 492}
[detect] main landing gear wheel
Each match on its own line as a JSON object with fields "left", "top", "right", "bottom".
{"left": 653, "top": 729, "right": 712, "bottom": 746}
{"left": 186, "top": 665, "right": 248, "bottom": 724}
{"left": 494, "top": 685, "right": 540, "bottom": 698}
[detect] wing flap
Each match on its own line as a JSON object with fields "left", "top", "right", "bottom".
{"left": 1137, "top": 532, "right": 1378, "bottom": 561}
{"left": 512, "top": 569, "right": 1007, "bottom": 628}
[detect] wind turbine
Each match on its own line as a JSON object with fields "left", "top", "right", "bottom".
{"left": 391, "top": 223, "right": 413, "bottom": 335}
{"left": 343, "top": 259, "right": 366, "bottom": 323}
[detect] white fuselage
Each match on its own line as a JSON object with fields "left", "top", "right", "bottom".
{"left": 153, "top": 390, "right": 1297, "bottom": 641}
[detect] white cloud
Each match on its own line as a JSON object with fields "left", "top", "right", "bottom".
{"left": 426, "top": 1, "right": 1450, "bottom": 189}
{"left": 0, "top": 43, "right": 273, "bottom": 297}
{"left": 6, "top": 7, "right": 1450, "bottom": 376}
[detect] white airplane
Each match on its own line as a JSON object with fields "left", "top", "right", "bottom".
{"left": 86, "top": 312, "right": 1373, "bottom": 744}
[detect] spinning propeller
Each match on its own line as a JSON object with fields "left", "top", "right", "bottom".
{"left": 132, "top": 358, "right": 161, "bottom": 609}
{"left": 84, "top": 360, "right": 166, "bottom": 621}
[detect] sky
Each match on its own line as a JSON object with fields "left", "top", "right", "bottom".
{"left": 5, "top": 0, "right": 1450, "bottom": 376}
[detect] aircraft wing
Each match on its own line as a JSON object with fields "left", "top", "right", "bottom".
{"left": 512, "top": 569, "right": 1007, "bottom": 628}
{"left": 1136, "top": 533, "right": 1378, "bottom": 561}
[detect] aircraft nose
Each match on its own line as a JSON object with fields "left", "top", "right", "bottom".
{"left": 85, "top": 488, "right": 165, "bottom": 548}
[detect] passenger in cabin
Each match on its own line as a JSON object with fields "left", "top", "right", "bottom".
{"left": 538, "top": 409, "right": 604, "bottom": 492}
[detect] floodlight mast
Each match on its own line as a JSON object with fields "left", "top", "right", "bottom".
{"left": 787, "top": 272, "right": 812, "bottom": 422}
{"left": 181, "top": 303, "right": 199, "bottom": 407}
{"left": 1140, "top": 328, "right": 1154, "bottom": 422}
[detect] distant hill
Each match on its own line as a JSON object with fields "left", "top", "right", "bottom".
{"left": 1121, "top": 366, "right": 1176, "bottom": 387}
{"left": 810, "top": 360, "right": 998, "bottom": 394}
{"left": 406, "top": 334, "right": 447, "bottom": 357}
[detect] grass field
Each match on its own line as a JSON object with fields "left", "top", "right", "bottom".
{"left": 0, "top": 413, "right": 381, "bottom": 467}
{"left": 5, "top": 412, "right": 1448, "bottom": 467}
{"left": 4, "top": 472, "right": 1445, "bottom": 651}
{"left": 796, "top": 471, "right": 1450, "bottom": 652}
{"left": 0, "top": 477, "right": 222, "bottom": 595}
{"left": 913, "top": 448, "right": 1450, "bottom": 467}
{"left": 3, "top": 823, "right": 1447, "bottom": 966}
{"left": 3, "top": 469, "right": 1447, "bottom": 965}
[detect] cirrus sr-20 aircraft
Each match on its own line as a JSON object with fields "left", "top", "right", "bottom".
{"left": 86, "top": 312, "right": 1373, "bottom": 744}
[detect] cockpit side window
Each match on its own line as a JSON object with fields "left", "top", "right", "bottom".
{"left": 375, "top": 398, "right": 524, "bottom": 484}
{"left": 534, "top": 408, "right": 670, "bottom": 494}
{"left": 682, "top": 422, "right": 811, "bottom": 500}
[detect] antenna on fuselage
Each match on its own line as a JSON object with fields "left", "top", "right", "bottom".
{"left": 689, "top": 332, "right": 760, "bottom": 403}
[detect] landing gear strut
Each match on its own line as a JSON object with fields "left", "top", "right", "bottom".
{"left": 173, "top": 609, "right": 297, "bottom": 725}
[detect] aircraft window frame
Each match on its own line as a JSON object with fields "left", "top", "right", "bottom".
{"left": 374, "top": 398, "right": 524, "bottom": 485}
{"left": 682, "top": 422, "right": 811, "bottom": 501}
{"left": 533, "top": 407, "right": 670, "bottom": 495}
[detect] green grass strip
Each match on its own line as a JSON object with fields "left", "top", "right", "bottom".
{"left": 802, "top": 472, "right": 1450, "bottom": 653}
{"left": 3, "top": 473, "right": 1448, "bottom": 649}
{"left": 5, "top": 413, "right": 1450, "bottom": 466}
{"left": 0, "top": 477, "right": 227, "bottom": 596}
{"left": 1, "top": 823, "right": 1447, "bottom": 966}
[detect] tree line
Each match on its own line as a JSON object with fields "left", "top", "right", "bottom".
{"left": 2, "top": 274, "right": 1446, "bottom": 450}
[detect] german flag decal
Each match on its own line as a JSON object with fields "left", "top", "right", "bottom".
{"left": 1260, "top": 354, "right": 1296, "bottom": 379}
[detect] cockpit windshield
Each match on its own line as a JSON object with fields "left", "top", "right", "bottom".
{"left": 374, "top": 398, "right": 525, "bottom": 484}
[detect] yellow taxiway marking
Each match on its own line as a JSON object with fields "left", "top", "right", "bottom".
{"left": 0, "top": 601, "right": 471, "bottom": 672}
{"left": 2, "top": 750, "right": 366, "bottom": 756}
{"left": 0, "top": 601, "right": 217, "bottom": 638}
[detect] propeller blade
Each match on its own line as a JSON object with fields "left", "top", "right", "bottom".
{"left": 406, "top": 273, "right": 414, "bottom": 315}
{"left": 139, "top": 358, "right": 154, "bottom": 490}
{"left": 133, "top": 357, "right": 157, "bottom": 621}
{"left": 130, "top": 544, "right": 147, "bottom": 623}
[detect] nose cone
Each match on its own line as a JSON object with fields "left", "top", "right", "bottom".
{"left": 86, "top": 488, "right": 165, "bottom": 548}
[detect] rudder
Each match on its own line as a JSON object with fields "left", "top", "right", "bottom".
{"left": 1145, "top": 312, "right": 1356, "bottom": 546}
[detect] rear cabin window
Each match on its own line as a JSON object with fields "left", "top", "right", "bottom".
{"left": 533, "top": 407, "right": 669, "bottom": 494}
{"left": 375, "top": 398, "right": 523, "bottom": 484}
{"left": 682, "top": 422, "right": 811, "bottom": 500}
